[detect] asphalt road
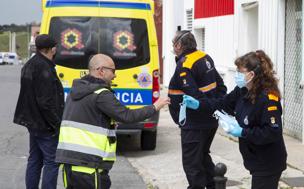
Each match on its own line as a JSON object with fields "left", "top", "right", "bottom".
{"left": 0, "top": 65, "right": 147, "bottom": 189}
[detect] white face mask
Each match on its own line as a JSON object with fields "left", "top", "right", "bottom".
{"left": 179, "top": 102, "right": 186, "bottom": 126}
{"left": 235, "top": 71, "right": 253, "bottom": 88}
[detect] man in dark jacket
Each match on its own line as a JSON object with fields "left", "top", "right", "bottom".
{"left": 14, "top": 34, "right": 64, "bottom": 189}
{"left": 168, "top": 30, "right": 227, "bottom": 189}
{"left": 56, "top": 54, "right": 170, "bottom": 189}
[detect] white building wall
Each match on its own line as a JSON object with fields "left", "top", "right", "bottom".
{"left": 277, "top": 0, "right": 286, "bottom": 98}
{"left": 183, "top": 0, "right": 194, "bottom": 30}
{"left": 234, "top": 0, "right": 285, "bottom": 94}
{"left": 194, "top": 16, "right": 236, "bottom": 91}
{"left": 163, "top": 0, "right": 285, "bottom": 93}
{"left": 259, "top": 0, "right": 285, "bottom": 95}
{"left": 302, "top": 0, "right": 304, "bottom": 143}
{"left": 258, "top": 0, "right": 278, "bottom": 64}
{"left": 162, "top": 0, "right": 182, "bottom": 87}
{"left": 162, "top": 0, "right": 188, "bottom": 87}
{"left": 163, "top": 0, "right": 235, "bottom": 89}
{"left": 234, "top": 0, "right": 259, "bottom": 56}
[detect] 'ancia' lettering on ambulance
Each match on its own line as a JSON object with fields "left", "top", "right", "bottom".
{"left": 115, "top": 91, "right": 143, "bottom": 104}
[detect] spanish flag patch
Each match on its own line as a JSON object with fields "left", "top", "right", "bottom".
{"left": 180, "top": 72, "right": 187, "bottom": 77}
{"left": 268, "top": 94, "right": 279, "bottom": 102}
{"left": 267, "top": 106, "right": 278, "bottom": 111}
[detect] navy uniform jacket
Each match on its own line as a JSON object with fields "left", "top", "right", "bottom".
{"left": 168, "top": 49, "right": 227, "bottom": 129}
{"left": 202, "top": 87, "right": 287, "bottom": 176}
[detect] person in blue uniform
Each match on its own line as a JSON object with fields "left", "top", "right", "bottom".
{"left": 168, "top": 30, "right": 227, "bottom": 189}
{"left": 184, "top": 50, "right": 287, "bottom": 189}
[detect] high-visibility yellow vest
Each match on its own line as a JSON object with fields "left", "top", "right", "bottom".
{"left": 56, "top": 88, "right": 117, "bottom": 167}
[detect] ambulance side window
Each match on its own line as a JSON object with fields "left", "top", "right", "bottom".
{"left": 99, "top": 18, "right": 150, "bottom": 70}
{"left": 49, "top": 17, "right": 99, "bottom": 69}
{"left": 49, "top": 17, "right": 150, "bottom": 70}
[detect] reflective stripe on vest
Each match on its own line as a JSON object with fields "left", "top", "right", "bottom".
{"left": 61, "top": 120, "right": 116, "bottom": 137}
{"left": 58, "top": 126, "right": 116, "bottom": 160}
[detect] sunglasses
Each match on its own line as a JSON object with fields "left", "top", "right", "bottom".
{"left": 97, "top": 66, "right": 116, "bottom": 74}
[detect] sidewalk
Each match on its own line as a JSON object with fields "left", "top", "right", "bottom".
{"left": 217, "top": 130, "right": 304, "bottom": 188}
{"left": 124, "top": 87, "right": 304, "bottom": 189}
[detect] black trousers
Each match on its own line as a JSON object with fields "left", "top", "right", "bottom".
{"left": 63, "top": 164, "right": 111, "bottom": 189}
{"left": 251, "top": 172, "right": 282, "bottom": 189}
{"left": 181, "top": 127, "right": 218, "bottom": 189}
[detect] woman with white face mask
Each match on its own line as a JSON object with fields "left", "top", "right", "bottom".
{"left": 182, "top": 50, "right": 287, "bottom": 189}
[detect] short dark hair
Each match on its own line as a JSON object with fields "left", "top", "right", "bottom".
{"left": 174, "top": 30, "right": 197, "bottom": 52}
{"left": 35, "top": 34, "right": 57, "bottom": 50}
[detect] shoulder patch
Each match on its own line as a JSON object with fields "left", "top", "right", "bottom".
{"left": 180, "top": 72, "right": 187, "bottom": 77}
{"left": 270, "top": 117, "right": 279, "bottom": 127}
{"left": 183, "top": 51, "right": 206, "bottom": 69}
{"left": 267, "top": 106, "right": 278, "bottom": 111}
{"left": 268, "top": 94, "right": 279, "bottom": 102}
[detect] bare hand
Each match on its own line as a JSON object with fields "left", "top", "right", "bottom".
{"left": 153, "top": 97, "right": 171, "bottom": 111}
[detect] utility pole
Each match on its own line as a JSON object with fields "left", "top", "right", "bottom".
{"left": 8, "top": 31, "right": 12, "bottom": 52}
{"left": 27, "top": 24, "right": 30, "bottom": 59}
{"left": 302, "top": 0, "right": 304, "bottom": 144}
{"left": 11, "top": 32, "right": 16, "bottom": 53}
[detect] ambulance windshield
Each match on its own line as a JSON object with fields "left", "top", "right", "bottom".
{"left": 49, "top": 17, "right": 150, "bottom": 70}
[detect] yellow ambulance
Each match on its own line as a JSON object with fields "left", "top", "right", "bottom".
{"left": 40, "top": 0, "right": 160, "bottom": 150}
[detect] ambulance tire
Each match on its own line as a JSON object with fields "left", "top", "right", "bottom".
{"left": 141, "top": 130, "right": 157, "bottom": 150}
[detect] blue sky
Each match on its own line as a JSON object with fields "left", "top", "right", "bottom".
{"left": 0, "top": 0, "right": 42, "bottom": 25}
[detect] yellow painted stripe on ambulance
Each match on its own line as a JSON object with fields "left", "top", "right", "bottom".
{"left": 268, "top": 106, "right": 278, "bottom": 111}
{"left": 268, "top": 94, "right": 279, "bottom": 101}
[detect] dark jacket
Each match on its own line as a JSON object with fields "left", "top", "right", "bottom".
{"left": 56, "top": 75, "right": 156, "bottom": 169}
{"left": 13, "top": 52, "right": 64, "bottom": 135}
{"left": 63, "top": 75, "right": 156, "bottom": 127}
{"left": 168, "top": 49, "right": 227, "bottom": 129}
{"left": 202, "top": 87, "right": 287, "bottom": 176}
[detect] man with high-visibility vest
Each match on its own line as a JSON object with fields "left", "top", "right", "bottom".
{"left": 55, "top": 54, "right": 170, "bottom": 189}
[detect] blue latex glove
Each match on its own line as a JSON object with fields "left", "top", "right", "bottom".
{"left": 183, "top": 95, "right": 199, "bottom": 110}
{"left": 228, "top": 121, "right": 243, "bottom": 137}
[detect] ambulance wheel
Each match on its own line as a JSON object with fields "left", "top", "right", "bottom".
{"left": 141, "top": 130, "right": 157, "bottom": 150}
